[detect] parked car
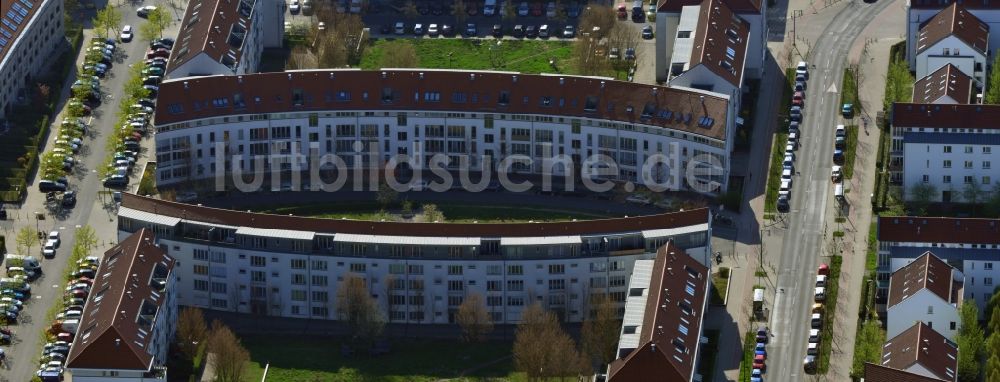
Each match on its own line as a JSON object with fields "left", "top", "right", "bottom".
{"left": 642, "top": 25, "right": 654, "bottom": 39}
{"left": 562, "top": 25, "right": 575, "bottom": 38}
{"left": 137, "top": 5, "right": 157, "bottom": 17}
{"left": 625, "top": 194, "right": 651, "bottom": 205}
{"left": 465, "top": 23, "right": 477, "bottom": 37}
{"left": 120, "top": 25, "right": 133, "bottom": 41}
{"left": 413, "top": 23, "right": 424, "bottom": 35}
{"left": 538, "top": 24, "right": 549, "bottom": 38}
{"left": 796, "top": 60, "right": 809, "bottom": 79}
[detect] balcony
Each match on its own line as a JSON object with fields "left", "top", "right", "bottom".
{"left": 142, "top": 366, "right": 168, "bottom": 381}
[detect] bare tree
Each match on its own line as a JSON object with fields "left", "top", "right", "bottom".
{"left": 456, "top": 293, "right": 494, "bottom": 342}
{"left": 287, "top": 45, "right": 318, "bottom": 70}
{"left": 578, "top": 5, "right": 615, "bottom": 40}
{"left": 336, "top": 274, "right": 386, "bottom": 347}
{"left": 452, "top": 0, "right": 467, "bottom": 25}
{"left": 403, "top": 0, "right": 419, "bottom": 19}
{"left": 177, "top": 307, "right": 209, "bottom": 360}
{"left": 207, "top": 320, "right": 249, "bottom": 382}
{"left": 581, "top": 292, "right": 620, "bottom": 367}
{"left": 378, "top": 40, "right": 419, "bottom": 68}
{"left": 513, "top": 303, "right": 587, "bottom": 381}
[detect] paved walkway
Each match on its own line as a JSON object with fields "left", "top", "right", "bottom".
{"left": 824, "top": 1, "right": 904, "bottom": 380}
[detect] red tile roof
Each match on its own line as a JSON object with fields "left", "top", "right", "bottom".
{"left": 153, "top": 70, "right": 732, "bottom": 141}
{"left": 688, "top": 0, "right": 750, "bottom": 87}
{"left": 167, "top": 0, "right": 254, "bottom": 76}
{"left": 877, "top": 216, "right": 1000, "bottom": 245}
{"left": 891, "top": 103, "right": 1000, "bottom": 130}
{"left": 916, "top": 3, "right": 989, "bottom": 55}
{"left": 122, "top": 193, "right": 711, "bottom": 237}
{"left": 910, "top": 0, "right": 1000, "bottom": 10}
{"left": 912, "top": 64, "right": 973, "bottom": 104}
{"left": 66, "top": 229, "right": 176, "bottom": 371}
{"left": 880, "top": 322, "right": 958, "bottom": 381}
{"left": 0, "top": 0, "right": 44, "bottom": 64}
{"left": 608, "top": 241, "right": 709, "bottom": 382}
{"left": 657, "top": 0, "right": 762, "bottom": 14}
{"left": 865, "top": 363, "right": 952, "bottom": 382}
{"left": 887, "top": 252, "right": 958, "bottom": 308}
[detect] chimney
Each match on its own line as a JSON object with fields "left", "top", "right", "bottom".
{"left": 651, "top": 343, "right": 657, "bottom": 352}
{"left": 183, "top": 81, "right": 189, "bottom": 90}
{"left": 115, "top": 338, "right": 121, "bottom": 347}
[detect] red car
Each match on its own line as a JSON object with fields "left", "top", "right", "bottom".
{"left": 617, "top": 4, "right": 628, "bottom": 18}
{"left": 753, "top": 354, "right": 767, "bottom": 372}
{"left": 792, "top": 91, "right": 805, "bottom": 107}
{"left": 531, "top": 1, "right": 543, "bottom": 16}
{"left": 57, "top": 332, "right": 74, "bottom": 343}
{"left": 146, "top": 48, "right": 169, "bottom": 59}
{"left": 818, "top": 263, "right": 829, "bottom": 276}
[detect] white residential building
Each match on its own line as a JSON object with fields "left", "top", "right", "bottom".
{"left": 606, "top": 241, "right": 710, "bottom": 382}
{"left": 876, "top": 216, "right": 1000, "bottom": 319}
{"left": 116, "top": 193, "right": 713, "bottom": 325}
{"left": 870, "top": 321, "right": 959, "bottom": 382}
{"left": 66, "top": 229, "right": 178, "bottom": 382}
{"left": 165, "top": 0, "right": 283, "bottom": 79}
{"left": 886, "top": 251, "right": 963, "bottom": 341}
{"left": 889, "top": 103, "right": 1000, "bottom": 200}
{"left": 913, "top": 3, "right": 988, "bottom": 85}
{"left": 908, "top": 0, "right": 1000, "bottom": 74}
{"left": 152, "top": 70, "right": 736, "bottom": 193}
{"left": 655, "top": 0, "right": 765, "bottom": 82}
{"left": 0, "top": 0, "right": 65, "bottom": 119}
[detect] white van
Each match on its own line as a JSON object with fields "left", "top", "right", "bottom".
{"left": 834, "top": 183, "right": 845, "bottom": 203}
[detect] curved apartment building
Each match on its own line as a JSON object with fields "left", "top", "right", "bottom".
{"left": 153, "top": 69, "right": 735, "bottom": 193}
{"left": 117, "top": 193, "right": 712, "bottom": 324}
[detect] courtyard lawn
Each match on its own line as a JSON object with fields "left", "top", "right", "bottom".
{"left": 255, "top": 201, "right": 610, "bottom": 222}
{"left": 361, "top": 39, "right": 574, "bottom": 74}
{"left": 243, "top": 336, "right": 515, "bottom": 382}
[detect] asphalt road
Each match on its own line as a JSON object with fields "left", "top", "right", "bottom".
{"left": 0, "top": 1, "right": 164, "bottom": 379}
{"left": 764, "top": 0, "right": 895, "bottom": 380}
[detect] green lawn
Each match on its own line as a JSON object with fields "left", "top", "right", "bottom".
{"left": 843, "top": 125, "right": 859, "bottom": 180}
{"left": 255, "top": 201, "right": 609, "bottom": 222}
{"left": 738, "top": 331, "right": 755, "bottom": 382}
{"left": 764, "top": 68, "right": 795, "bottom": 213}
{"left": 841, "top": 68, "right": 858, "bottom": 111}
{"left": 361, "top": 39, "right": 574, "bottom": 74}
{"left": 243, "top": 336, "right": 516, "bottom": 382}
{"left": 710, "top": 268, "right": 730, "bottom": 305}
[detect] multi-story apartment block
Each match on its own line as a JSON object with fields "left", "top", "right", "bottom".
{"left": 165, "top": 0, "right": 283, "bottom": 79}
{"left": 117, "top": 193, "right": 712, "bottom": 324}
{"left": 152, "top": 69, "right": 736, "bottom": 193}
{"left": 889, "top": 103, "right": 1000, "bottom": 199}
{"left": 0, "top": 0, "right": 65, "bottom": 119}
{"left": 908, "top": 0, "right": 1000, "bottom": 75}
{"left": 655, "top": 0, "right": 765, "bottom": 82}
{"left": 876, "top": 216, "right": 1000, "bottom": 318}
{"left": 663, "top": 0, "right": 749, "bottom": 119}
{"left": 66, "top": 229, "right": 177, "bottom": 381}
{"left": 913, "top": 3, "right": 989, "bottom": 85}
{"left": 606, "top": 241, "right": 709, "bottom": 382}
{"left": 865, "top": 322, "right": 959, "bottom": 382}
{"left": 886, "top": 252, "right": 963, "bottom": 341}
{"left": 912, "top": 64, "right": 974, "bottom": 105}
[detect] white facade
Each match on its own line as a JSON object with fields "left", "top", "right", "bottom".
{"left": 153, "top": 108, "right": 731, "bottom": 192}
{"left": 878, "top": 244, "right": 1000, "bottom": 318}
{"left": 914, "top": 36, "right": 986, "bottom": 84}
{"left": 116, "top": 201, "right": 712, "bottom": 325}
{"left": 899, "top": 133, "right": 1000, "bottom": 202}
{"left": 886, "top": 288, "right": 960, "bottom": 341}
{"left": 655, "top": 6, "right": 764, "bottom": 82}
{"left": 0, "top": 0, "right": 65, "bottom": 119}
{"left": 907, "top": 5, "right": 1000, "bottom": 71}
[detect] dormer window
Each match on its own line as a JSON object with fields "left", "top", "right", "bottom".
{"left": 381, "top": 87, "right": 394, "bottom": 103}
{"left": 584, "top": 96, "right": 598, "bottom": 111}
{"left": 540, "top": 96, "right": 552, "bottom": 107}
{"left": 498, "top": 91, "right": 510, "bottom": 105}
{"left": 233, "top": 93, "right": 245, "bottom": 108}
{"left": 292, "top": 89, "right": 303, "bottom": 106}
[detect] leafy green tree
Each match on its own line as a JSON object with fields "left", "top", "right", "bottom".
{"left": 851, "top": 314, "right": 886, "bottom": 377}
{"left": 987, "top": 53, "right": 1000, "bottom": 104}
{"left": 93, "top": 7, "right": 123, "bottom": 39}
{"left": 962, "top": 182, "right": 984, "bottom": 205}
{"left": 908, "top": 183, "right": 936, "bottom": 214}
{"left": 15, "top": 227, "right": 38, "bottom": 257}
{"left": 957, "top": 302, "right": 985, "bottom": 382}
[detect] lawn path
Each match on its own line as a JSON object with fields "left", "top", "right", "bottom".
{"left": 436, "top": 355, "right": 513, "bottom": 381}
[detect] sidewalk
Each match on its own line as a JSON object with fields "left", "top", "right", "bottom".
{"left": 823, "top": 1, "right": 904, "bottom": 380}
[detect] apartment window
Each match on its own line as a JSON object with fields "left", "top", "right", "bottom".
{"left": 549, "top": 264, "right": 565, "bottom": 274}
{"left": 965, "top": 146, "right": 974, "bottom": 153}
{"left": 312, "top": 260, "right": 327, "bottom": 271}
{"left": 312, "top": 307, "right": 329, "bottom": 317}
{"left": 312, "top": 275, "right": 328, "bottom": 286}
{"left": 291, "top": 290, "right": 306, "bottom": 301}
{"left": 928, "top": 306, "right": 934, "bottom": 314}
{"left": 448, "top": 265, "right": 463, "bottom": 275}
{"left": 408, "top": 295, "right": 424, "bottom": 305}
{"left": 984, "top": 147, "right": 992, "bottom": 154}
{"left": 986, "top": 263, "right": 993, "bottom": 270}
{"left": 922, "top": 175, "right": 930, "bottom": 183}
{"left": 507, "top": 265, "right": 524, "bottom": 275}
{"left": 211, "top": 299, "right": 227, "bottom": 309}
{"left": 193, "top": 264, "right": 208, "bottom": 275}
{"left": 194, "top": 279, "right": 209, "bottom": 291}
{"left": 448, "top": 280, "right": 464, "bottom": 291}
{"left": 943, "top": 48, "right": 950, "bottom": 55}
{"left": 211, "top": 282, "right": 227, "bottom": 293}
{"left": 290, "top": 259, "right": 305, "bottom": 269}
{"left": 984, "top": 176, "right": 992, "bottom": 185}
{"left": 507, "top": 280, "right": 524, "bottom": 291}
{"left": 487, "top": 280, "right": 502, "bottom": 291}
{"left": 193, "top": 249, "right": 209, "bottom": 261}
{"left": 590, "top": 262, "right": 608, "bottom": 272}
{"left": 984, "top": 161, "right": 992, "bottom": 169}
{"left": 944, "top": 175, "right": 952, "bottom": 183}
{"left": 486, "top": 265, "right": 502, "bottom": 275}
{"left": 548, "top": 279, "right": 566, "bottom": 290}
{"left": 965, "top": 161, "right": 973, "bottom": 169}
{"left": 987, "top": 278, "right": 994, "bottom": 286}
{"left": 944, "top": 146, "right": 952, "bottom": 153}
{"left": 210, "top": 252, "right": 226, "bottom": 263}
{"left": 943, "top": 160, "right": 951, "bottom": 168}
{"left": 312, "top": 291, "right": 328, "bottom": 302}
{"left": 292, "top": 274, "right": 306, "bottom": 285}
{"left": 350, "top": 263, "right": 366, "bottom": 273}
{"left": 951, "top": 322, "right": 957, "bottom": 330}
{"left": 965, "top": 176, "right": 974, "bottom": 184}
{"left": 251, "top": 271, "right": 266, "bottom": 282}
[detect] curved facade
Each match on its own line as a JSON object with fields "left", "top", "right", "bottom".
{"left": 153, "top": 69, "right": 734, "bottom": 192}
{"left": 117, "top": 193, "right": 712, "bottom": 324}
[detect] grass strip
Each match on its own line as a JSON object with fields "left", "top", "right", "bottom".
{"left": 817, "top": 255, "right": 842, "bottom": 374}
{"left": 738, "top": 331, "right": 756, "bottom": 382}
{"left": 710, "top": 268, "right": 730, "bottom": 305}
{"left": 843, "top": 125, "right": 859, "bottom": 180}
{"left": 764, "top": 68, "right": 795, "bottom": 213}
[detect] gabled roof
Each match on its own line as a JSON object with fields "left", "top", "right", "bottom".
{"left": 912, "top": 64, "right": 973, "bottom": 104}
{"left": 0, "top": 0, "right": 44, "bottom": 65}
{"left": 880, "top": 322, "right": 958, "bottom": 381}
{"left": 891, "top": 103, "right": 1000, "bottom": 129}
{"left": 657, "top": 0, "right": 762, "bottom": 14}
{"left": 167, "top": 0, "right": 256, "bottom": 76}
{"left": 153, "top": 69, "right": 731, "bottom": 141}
{"left": 910, "top": 0, "right": 1000, "bottom": 10}
{"left": 608, "top": 241, "right": 709, "bottom": 382}
{"left": 66, "top": 229, "right": 176, "bottom": 371}
{"left": 916, "top": 3, "right": 989, "bottom": 55}
{"left": 865, "top": 362, "right": 953, "bottom": 382}
{"left": 688, "top": 0, "right": 750, "bottom": 87}
{"left": 887, "top": 252, "right": 958, "bottom": 308}
{"left": 122, "top": 193, "right": 711, "bottom": 238}
{"left": 878, "top": 216, "right": 1000, "bottom": 245}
